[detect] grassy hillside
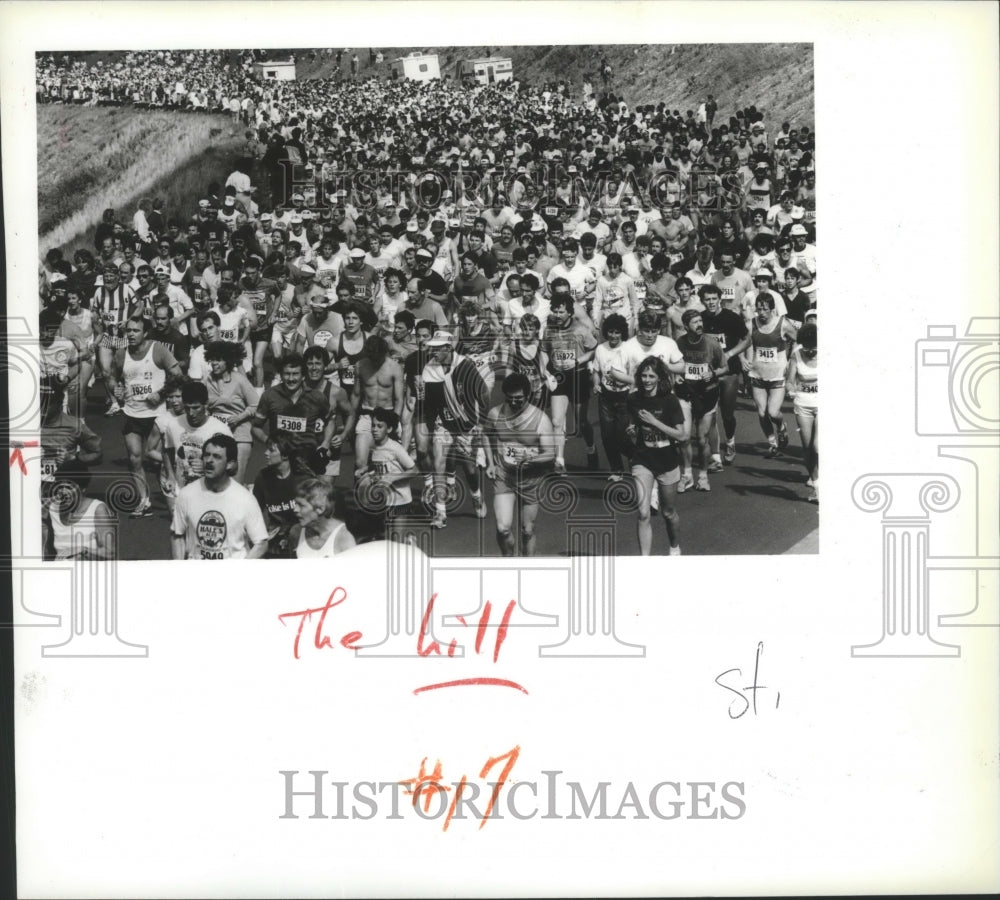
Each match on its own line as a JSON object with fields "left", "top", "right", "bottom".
{"left": 37, "top": 106, "right": 245, "bottom": 256}
{"left": 292, "top": 43, "right": 814, "bottom": 133}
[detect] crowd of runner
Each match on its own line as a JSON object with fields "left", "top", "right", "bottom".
{"left": 36, "top": 51, "right": 817, "bottom": 560}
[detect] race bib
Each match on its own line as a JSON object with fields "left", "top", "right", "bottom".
{"left": 634, "top": 280, "right": 647, "bottom": 300}
{"left": 341, "top": 365, "right": 355, "bottom": 386}
{"left": 353, "top": 284, "right": 368, "bottom": 299}
{"left": 179, "top": 439, "right": 204, "bottom": 476}
{"left": 214, "top": 413, "right": 231, "bottom": 425}
{"left": 196, "top": 510, "right": 227, "bottom": 559}
{"left": 220, "top": 328, "right": 238, "bottom": 341}
{"left": 553, "top": 348, "right": 576, "bottom": 369}
{"left": 372, "top": 460, "right": 389, "bottom": 475}
{"left": 41, "top": 457, "right": 59, "bottom": 481}
{"left": 131, "top": 382, "right": 153, "bottom": 397}
{"left": 102, "top": 312, "right": 118, "bottom": 326}
{"left": 757, "top": 347, "right": 777, "bottom": 361}
{"left": 714, "top": 333, "right": 728, "bottom": 350}
{"left": 312, "top": 330, "right": 333, "bottom": 348}
{"left": 800, "top": 382, "right": 818, "bottom": 393}
{"left": 685, "top": 362, "right": 709, "bottom": 379}
{"left": 276, "top": 414, "right": 307, "bottom": 433}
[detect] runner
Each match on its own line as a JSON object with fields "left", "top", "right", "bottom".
{"left": 591, "top": 313, "right": 633, "bottom": 481}
{"left": 110, "top": 315, "right": 183, "bottom": 516}
{"left": 356, "top": 408, "right": 417, "bottom": 537}
{"left": 542, "top": 293, "right": 599, "bottom": 473}
{"left": 421, "top": 330, "right": 490, "bottom": 529}
{"left": 289, "top": 477, "right": 357, "bottom": 558}
{"left": 700, "top": 285, "right": 751, "bottom": 465}
{"left": 93, "top": 263, "right": 136, "bottom": 415}
{"left": 252, "top": 435, "right": 301, "bottom": 559}
{"left": 625, "top": 356, "right": 687, "bottom": 556}
{"left": 338, "top": 334, "right": 404, "bottom": 474}
{"left": 44, "top": 460, "right": 116, "bottom": 561}
{"left": 161, "top": 380, "right": 234, "bottom": 498}
{"left": 171, "top": 434, "right": 269, "bottom": 560}
{"left": 785, "top": 320, "right": 818, "bottom": 502}
{"left": 237, "top": 255, "right": 279, "bottom": 388}
{"left": 202, "top": 340, "right": 257, "bottom": 484}
{"left": 456, "top": 300, "right": 502, "bottom": 391}
{"left": 484, "top": 372, "right": 557, "bottom": 556}
{"left": 741, "top": 293, "right": 798, "bottom": 458}
{"left": 675, "top": 309, "right": 728, "bottom": 492}
{"left": 252, "top": 354, "right": 334, "bottom": 477}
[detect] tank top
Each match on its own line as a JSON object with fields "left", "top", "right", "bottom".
{"left": 791, "top": 346, "right": 818, "bottom": 407}
{"left": 334, "top": 333, "right": 365, "bottom": 391}
{"left": 122, "top": 342, "right": 166, "bottom": 418}
{"left": 496, "top": 404, "right": 545, "bottom": 472}
{"left": 94, "top": 284, "right": 132, "bottom": 337}
{"left": 296, "top": 522, "right": 347, "bottom": 559}
{"left": 751, "top": 316, "right": 788, "bottom": 382}
{"left": 215, "top": 305, "right": 246, "bottom": 343}
{"left": 49, "top": 498, "right": 107, "bottom": 559}
{"left": 170, "top": 259, "right": 190, "bottom": 288}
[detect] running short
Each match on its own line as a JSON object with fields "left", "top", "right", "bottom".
{"left": 99, "top": 334, "right": 128, "bottom": 350}
{"left": 550, "top": 365, "right": 592, "bottom": 402}
{"left": 631, "top": 462, "right": 681, "bottom": 488}
{"left": 251, "top": 325, "right": 274, "bottom": 342}
{"left": 492, "top": 466, "right": 543, "bottom": 504}
{"left": 750, "top": 377, "right": 785, "bottom": 390}
{"left": 676, "top": 385, "right": 720, "bottom": 421}
{"left": 793, "top": 403, "right": 818, "bottom": 420}
{"left": 355, "top": 407, "right": 376, "bottom": 436}
{"left": 122, "top": 414, "right": 156, "bottom": 439}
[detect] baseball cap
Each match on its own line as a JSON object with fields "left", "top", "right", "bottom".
{"left": 198, "top": 199, "right": 209, "bottom": 209}
{"left": 425, "top": 330, "right": 454, "bottom": 348}
{"left": 290, "top": 214, "right": 303, "bottom": 224}
{"left": 430, "top": 220, "right": 446, "bottom": 231}
{"left": 789, "top": 224, "right": 808, "bottom": 237}
{"left": 349, "top": 247, "right": 366, "bottom": 258}
{"left": 406, "top": 221, "right": 419, "bottom": 233}
{"left": 260, "top": 212, "right": 273, "bottom": 222}
{"left": 223, "top": 196, "right": 236, "bottom": 206}
{"left": 415, "top": 248, "right": 434, "bottom": 260}
{"left": 754, "top": 162, "right": 768, "bottom": 171}
{"left": 754, "top": 267, "right": 775, "bottom": 281}
{"left": 448, "top": 218, "right": 461, "bottom": 227}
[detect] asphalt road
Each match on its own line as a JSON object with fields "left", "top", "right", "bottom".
{"left": 73, "top": 383, "right": 818, "bottom": 559}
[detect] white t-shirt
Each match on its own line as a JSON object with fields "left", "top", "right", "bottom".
{"left": 591, "top": 341, "right": 632, "bottom": 393}
{"left": 163, "top": 414, "right": 234, "bottom": 487}
{"left": 621, "top": 335, "right": 684, "bottom": 382}
{"left": 172, "top": 478, "right": 268, "bottom": 560}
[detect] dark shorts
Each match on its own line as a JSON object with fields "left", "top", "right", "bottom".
{"left": 493, "top": 465, "right": 544, "bottom": 504}
{"left": 550, "top": 365, "right": 592, "bottom": 402}
{"left": 251, "top": 325, "right": 274, "bottom": 343}
{"left": 122, "top": 414, "right": 156, "bottom": 439}
{"left": 675, "top": 383, "right": 720, "bottom": 419}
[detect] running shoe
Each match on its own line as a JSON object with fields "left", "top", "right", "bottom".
{"left": 723, "top": 441, "right": 737, "bottom": 464}
{"left": 430, "top": 511, "right": 448, "bottom": 529}
{"left": 695, "top": 473, "right": 711, "bottom": 491}
{"left": 807, "top": 488, "right": 819, "bottom": 504}
{"left": 677, "top": 472, "right": 694, "bottom": 493}
{"left": 444, "top": 482, "right": 458, "bottom": 504}
{"left": 586, "top": 448, "right": 600, "bottom": 471}
{"left": 706, "top": 458, "right": 724, "bottom": 474}
{"left": 472, "top": 494, "right": 487, "bottom": 519}
{"left": 669, "top": 545, "right": 682, "bottom": 556}
{"left": 129, "top": 498, "right": 153, "bottom": 518}
{"left": 777, "top": 426, "right": 789, "bottom": 448}
{"left": 764, "top": 444, "right": 780, "bottom": 459}
{"left": 105, "top": 399, "right": 122, "bottom": 416}
{"left": 806, "top": 476, "right": 815, "bottom": 487}
{"left": 554, "top": 459, "right": 566, "bottom": 475}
